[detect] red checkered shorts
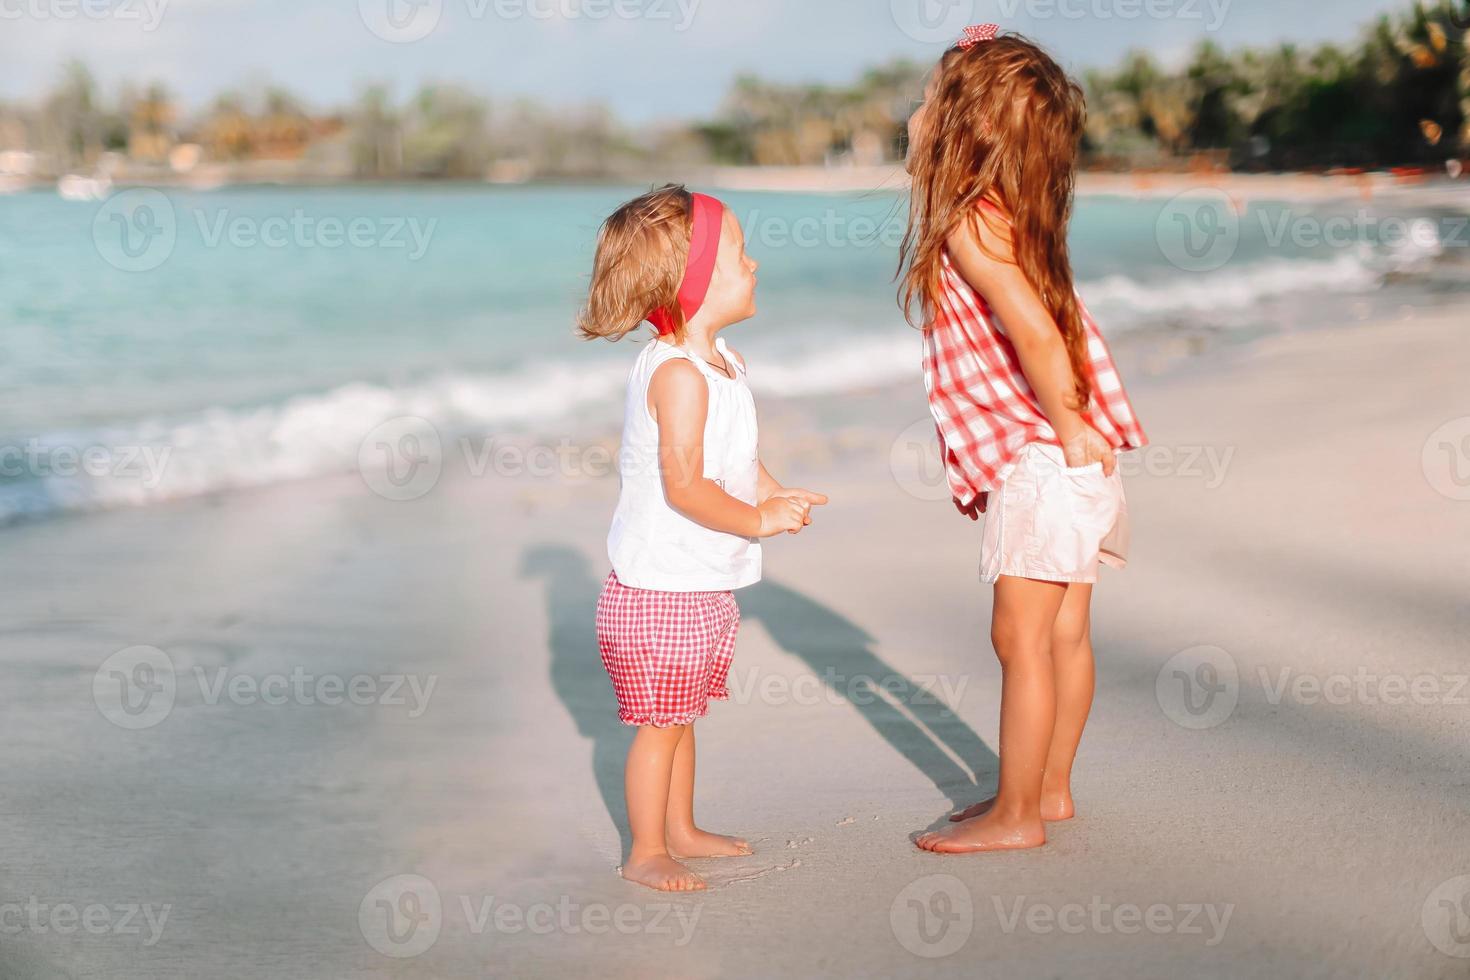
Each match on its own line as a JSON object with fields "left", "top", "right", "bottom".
{"left": 595, "top": 572, "right": 740, "bottom": 728}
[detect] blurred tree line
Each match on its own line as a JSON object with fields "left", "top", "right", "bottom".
{"left": 710, "top": 0, "right": 1470, "bottom": 170}
{"left": 0, "top": 0, "right": 1464, "bottom": 180}
{"left": 1081, "top": 0, "right": 1470, "bottom": 169}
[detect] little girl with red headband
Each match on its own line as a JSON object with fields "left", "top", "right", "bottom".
{"left": 578, "top": 184, "right": 827, "bottom": 892}
{"left": 901, "top": 28, "right": 1147, "bottom": 853}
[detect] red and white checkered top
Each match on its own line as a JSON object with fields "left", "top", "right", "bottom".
{"left": 922, "top": 226, "right": 1148, "bottom": 509}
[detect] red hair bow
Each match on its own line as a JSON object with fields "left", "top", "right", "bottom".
{"left": 957, "top": 23, "right": 1000, "bottom": 49}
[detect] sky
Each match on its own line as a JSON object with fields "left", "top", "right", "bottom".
{"left": 0, "top": 0, "right": 1416, "bottom": 122}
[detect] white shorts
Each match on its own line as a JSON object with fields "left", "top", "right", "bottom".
{"left": 980, "top": 442, "right": 1129, "bottom": 585}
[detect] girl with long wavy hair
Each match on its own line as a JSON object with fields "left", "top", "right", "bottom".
{"left": 900, "top": 27, "right": 1148, "bottom": 853}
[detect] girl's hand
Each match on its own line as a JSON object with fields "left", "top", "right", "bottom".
{"left": 767, "top": 488, "right": 828, "bottom": 527}
{"left": 1061, "top": 425, "right": 1117, "bottom": 476}
{"left": 953, "top": 495, "right": 984, "bottom": 521}
{"left": 756, "top": 495, "right": 811, "bottom": 537}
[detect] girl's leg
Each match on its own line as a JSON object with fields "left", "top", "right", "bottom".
{"left": 948, "top": 581, "right": 1094, "bottom": 822}
{"left": 665, "top": 724, "right": 752, "bottom": 858}
{"left": 917, "top": 575, "right": 1065, "bottom": 853}
{"left": 1037, "top": 582, "right": 1094, "bottom": 819}
{"left": 621, "top": 723, "right": 705, "bottom": 891}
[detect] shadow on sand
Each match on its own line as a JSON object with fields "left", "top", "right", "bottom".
{"left": 521, "top": 544, "right": 634, "bottom": 856}
{"left": 523, "top": 544, "right": 998, "bottom": 852}
{"left": 738, "top": 580, "right": 997, "bottom": 817}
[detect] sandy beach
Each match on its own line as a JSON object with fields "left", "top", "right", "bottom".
{"left": 0, "top": 292, "right": 1466, "bottom": 977}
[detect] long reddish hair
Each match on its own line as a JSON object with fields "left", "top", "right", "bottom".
{"left": 899, "top": 34, "right": 1092, "bottom": 408}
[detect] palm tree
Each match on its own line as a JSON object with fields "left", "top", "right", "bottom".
{"left": 402, "top": 84, "right": 489, "bottom": 177}
{"left": 258, "top": 87, "right": 312, "bottom": 158}
{"left": 202, "top": 93, "right": 254, "bottom": 161}
{"left": 128, "top": 83, "right": 176, "bottom": 162}
{"left": 42, "top": 60, "right": 101, "bottom": 170}
{"left": 349, "top": 86, "right": 401, "bottom": 178}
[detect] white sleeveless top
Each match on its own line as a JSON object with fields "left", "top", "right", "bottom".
{"left": 607, "top": 336, "right": 761, "bottom": 592}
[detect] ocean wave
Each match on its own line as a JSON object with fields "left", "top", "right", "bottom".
{"left": 1079, "top": 251, "right": 1383, "bottom": 327}
{"left": 0, "top": 361, "right": 632, "bottom": 525}
{"left": 0, "top": 248, "right": 1414, "bottom": 525}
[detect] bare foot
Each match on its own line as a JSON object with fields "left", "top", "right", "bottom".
{"left": 949, "top": 790, "right": 1074, "bottom": 823}
{"left": 667, "top": 827, "right": 752, "bottom": 859}
{"left": 621, "top": 853, "right": 707, "bottom": 891}
{"left": 916, "top": 810, "right": 1046, "bottom": 853}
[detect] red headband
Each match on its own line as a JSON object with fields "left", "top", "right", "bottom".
{"left": 647, "top": 192, "right": 725, "bottom": 336}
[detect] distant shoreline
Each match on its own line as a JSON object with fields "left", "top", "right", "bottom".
{"left": 7, "top": 164, "right": 1468, "bottom": 208}
{"left": 694, "top": 165, "right": 1470, "bottom": 207}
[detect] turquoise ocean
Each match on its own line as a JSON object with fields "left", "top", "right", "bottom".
{"left": 0, "top": 184, "right": 1462, "bottom": 524}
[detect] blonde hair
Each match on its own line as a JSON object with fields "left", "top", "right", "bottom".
{"left": 899, "top": 34, "right": 1092, "bottom": 409}
{"left": 578, "top": 184, "right": 695, "bottom": 344}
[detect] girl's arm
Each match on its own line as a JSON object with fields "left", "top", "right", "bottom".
{"left": 946, "top": 214, "right": 1116, "bottom": 475}
{"left": 757, "top": 461, "right": 828, "bottom": 530}
{"left": 649, "top": 360, "right": 809, "bottom": 537}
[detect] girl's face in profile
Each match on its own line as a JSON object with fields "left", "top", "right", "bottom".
{"left": 701, "top": 209, "right": 760, "bottom": 325}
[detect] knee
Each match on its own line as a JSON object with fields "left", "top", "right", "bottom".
{"left": 990, "top": 620, "right": 1048, "bottom": 666}
{"left": 1050, "top": 619, "right": 1091, "bottom": 658}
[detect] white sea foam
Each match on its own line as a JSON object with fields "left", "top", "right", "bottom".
{"left": 1080, "top": 252, "right": 1382, "bottom": 327}
{"left": 0, "top": 250, "right": 1413, "bottom": 525}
